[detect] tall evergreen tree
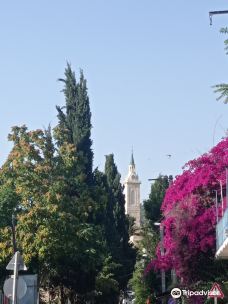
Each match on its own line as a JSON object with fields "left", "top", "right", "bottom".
{"left": 56, "top": 63, "right": 93, "bottom": 183}
{"left": 104, "top": 154, "right": 136, "bottom": 290}
{"left": 93, "top": 169, "right": 121, "bottom": 304}
{"left": 105, "top": 155, "right": 127, "bottom": 242}
{"left": 52, "top": 64, "right": 106, "bottom": 302}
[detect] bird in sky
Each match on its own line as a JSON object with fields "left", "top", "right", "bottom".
{"left": 166, "top": 154, "right": 172, "bottom": 159}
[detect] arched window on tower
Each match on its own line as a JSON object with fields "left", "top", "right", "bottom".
{"left": 130, "top": 189, "right": 135, "bottom": 205}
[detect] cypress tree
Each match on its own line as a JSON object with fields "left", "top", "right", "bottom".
{"left": 56, "top": 63, "right": 93, "bottom": 183}
{"left": 104, "top": 154, "right": 136, "bottom": 290}
{"left": 93, "top": 169, "right": 120, "bottom": 304}
{"left": 53, "top": 64, "right": 105, "bottom": 301}
{"left": 105, "top": 155, "right": 127, "bottom": 242}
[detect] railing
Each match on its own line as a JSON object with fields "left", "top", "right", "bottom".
{"left": 216, "top": 207, "right": 228, "bottom": 251}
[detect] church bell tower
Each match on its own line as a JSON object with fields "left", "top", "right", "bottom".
{"left": 124, "top": 152, "right": 141, "bottom": 228}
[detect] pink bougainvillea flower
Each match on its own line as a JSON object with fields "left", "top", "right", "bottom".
{"left": 146, "top": 137, "right": 228, "bottom": 284}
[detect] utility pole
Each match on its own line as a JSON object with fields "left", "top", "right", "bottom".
{"left": 11, "top": 213, "right": 18, "bottom": 304}
{"left": 12, "top": 251, "right": 19, "bottom": 304}
{"left": 154, "top": 222, "right": 165, "bottom": 304}
{"left": 148, "top": 176, "right": 174, "bottom": 302}
{"left": 160, "top": 225, "right": 165, "bottom": 295}
{"left": 209, "top": 10, "right": 228, "bottom": 25}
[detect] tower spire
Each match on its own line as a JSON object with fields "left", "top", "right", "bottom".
{"left": 130, "top": 147, "right": 135, "bottom": 166}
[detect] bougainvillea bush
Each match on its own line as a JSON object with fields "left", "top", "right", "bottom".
{"left": 145, "top": 137, "right": 228, "bottom": 284}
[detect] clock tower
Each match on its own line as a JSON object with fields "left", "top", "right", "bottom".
{"left": 124, "top": 152, "right": 141, "bottom": 228}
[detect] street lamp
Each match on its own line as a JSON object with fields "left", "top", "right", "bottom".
{"left": 154, "top": 222, "right": 166, "bottom": 297}
{"left": 209, "top": 10, "right": 228, "bottom": 25}
{"left": 148, "top": 176, "right": 173, "bottom": 186}
{"left": 148, "top": 177, "right": 174, "bottom": 301}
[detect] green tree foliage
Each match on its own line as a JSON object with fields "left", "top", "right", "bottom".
{"left": 95, "top": 256, "right": 120, "bottom": 304}
{"left": 130, "top": 227, "right": 160, "bottom": 304}
{"left": 51, "top": 64, "right": 107, "bottom": 301}
{"left": 92, "top": 168, "right": 121, "bottom": 304}
{"left": 130, "top": 261, "right": 150, "bottom": 304}
{"left": 143, "top": 175, "right": 172, "bottom": 226}
{"left": 214, "top": 28, "right": 228, "bottom": 103}
{"left": 104, "top": 154, "right": 136, "bottom": 290}
{"left": 0, "top": 65, "right": 136, "bottom": 303}
{"left": 130, "top": 175, "right": 172, "bottom": 303}
{"left": 0, "top": 125, "right": 106, "bottom": 303}
{"left": 213, "top": 83, "right": 228, "bottom": 103}
{"left": 55, "top": 63, "right": 93, "bottom": 184}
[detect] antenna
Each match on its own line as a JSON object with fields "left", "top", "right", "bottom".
{"left": 209, "top": 10, "right": 228, "bottom": 25}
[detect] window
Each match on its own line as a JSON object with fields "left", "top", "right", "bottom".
{"left": 130, "top": 189, "right": 135, "bottom": 205}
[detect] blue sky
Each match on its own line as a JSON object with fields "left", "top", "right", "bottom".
{"left": 1, "top": 1, "right": 228, "bottom": 200}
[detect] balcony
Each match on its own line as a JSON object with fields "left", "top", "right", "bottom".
{"left": 216, "top": 207, "right": 228, "bottom": 258}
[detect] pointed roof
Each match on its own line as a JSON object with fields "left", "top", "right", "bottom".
{"left": 130, "top": 150, "right": 135, "bottom": 166}
{"left": 124, "top": 149, "right": 140, "bottom": 184}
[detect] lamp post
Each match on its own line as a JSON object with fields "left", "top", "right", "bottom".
{"left": 209, "top": 10, "right": 228, "bottom": 25}
{"left": 148, "top": 177, "right": 166, "bottom": 300}
{"left": 154, "top": 222, "right": 166, "bottom": 299}
{"left": 11, "top": 213, "right": 17, "bottom": 253}
{"left": 148, "top": 176, "right": 174, "bottom": 302}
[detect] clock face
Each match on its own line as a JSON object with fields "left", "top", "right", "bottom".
{"left": 131, "top": 174, "right": 135, "bottom": 179}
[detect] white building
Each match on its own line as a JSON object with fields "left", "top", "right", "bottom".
{"left": 124, "top": 152, "right": 141, "bottom": 241}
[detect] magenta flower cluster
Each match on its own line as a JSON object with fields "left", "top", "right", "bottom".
{"left": 145, "top": 137, "right": 228, "bottom": 283}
